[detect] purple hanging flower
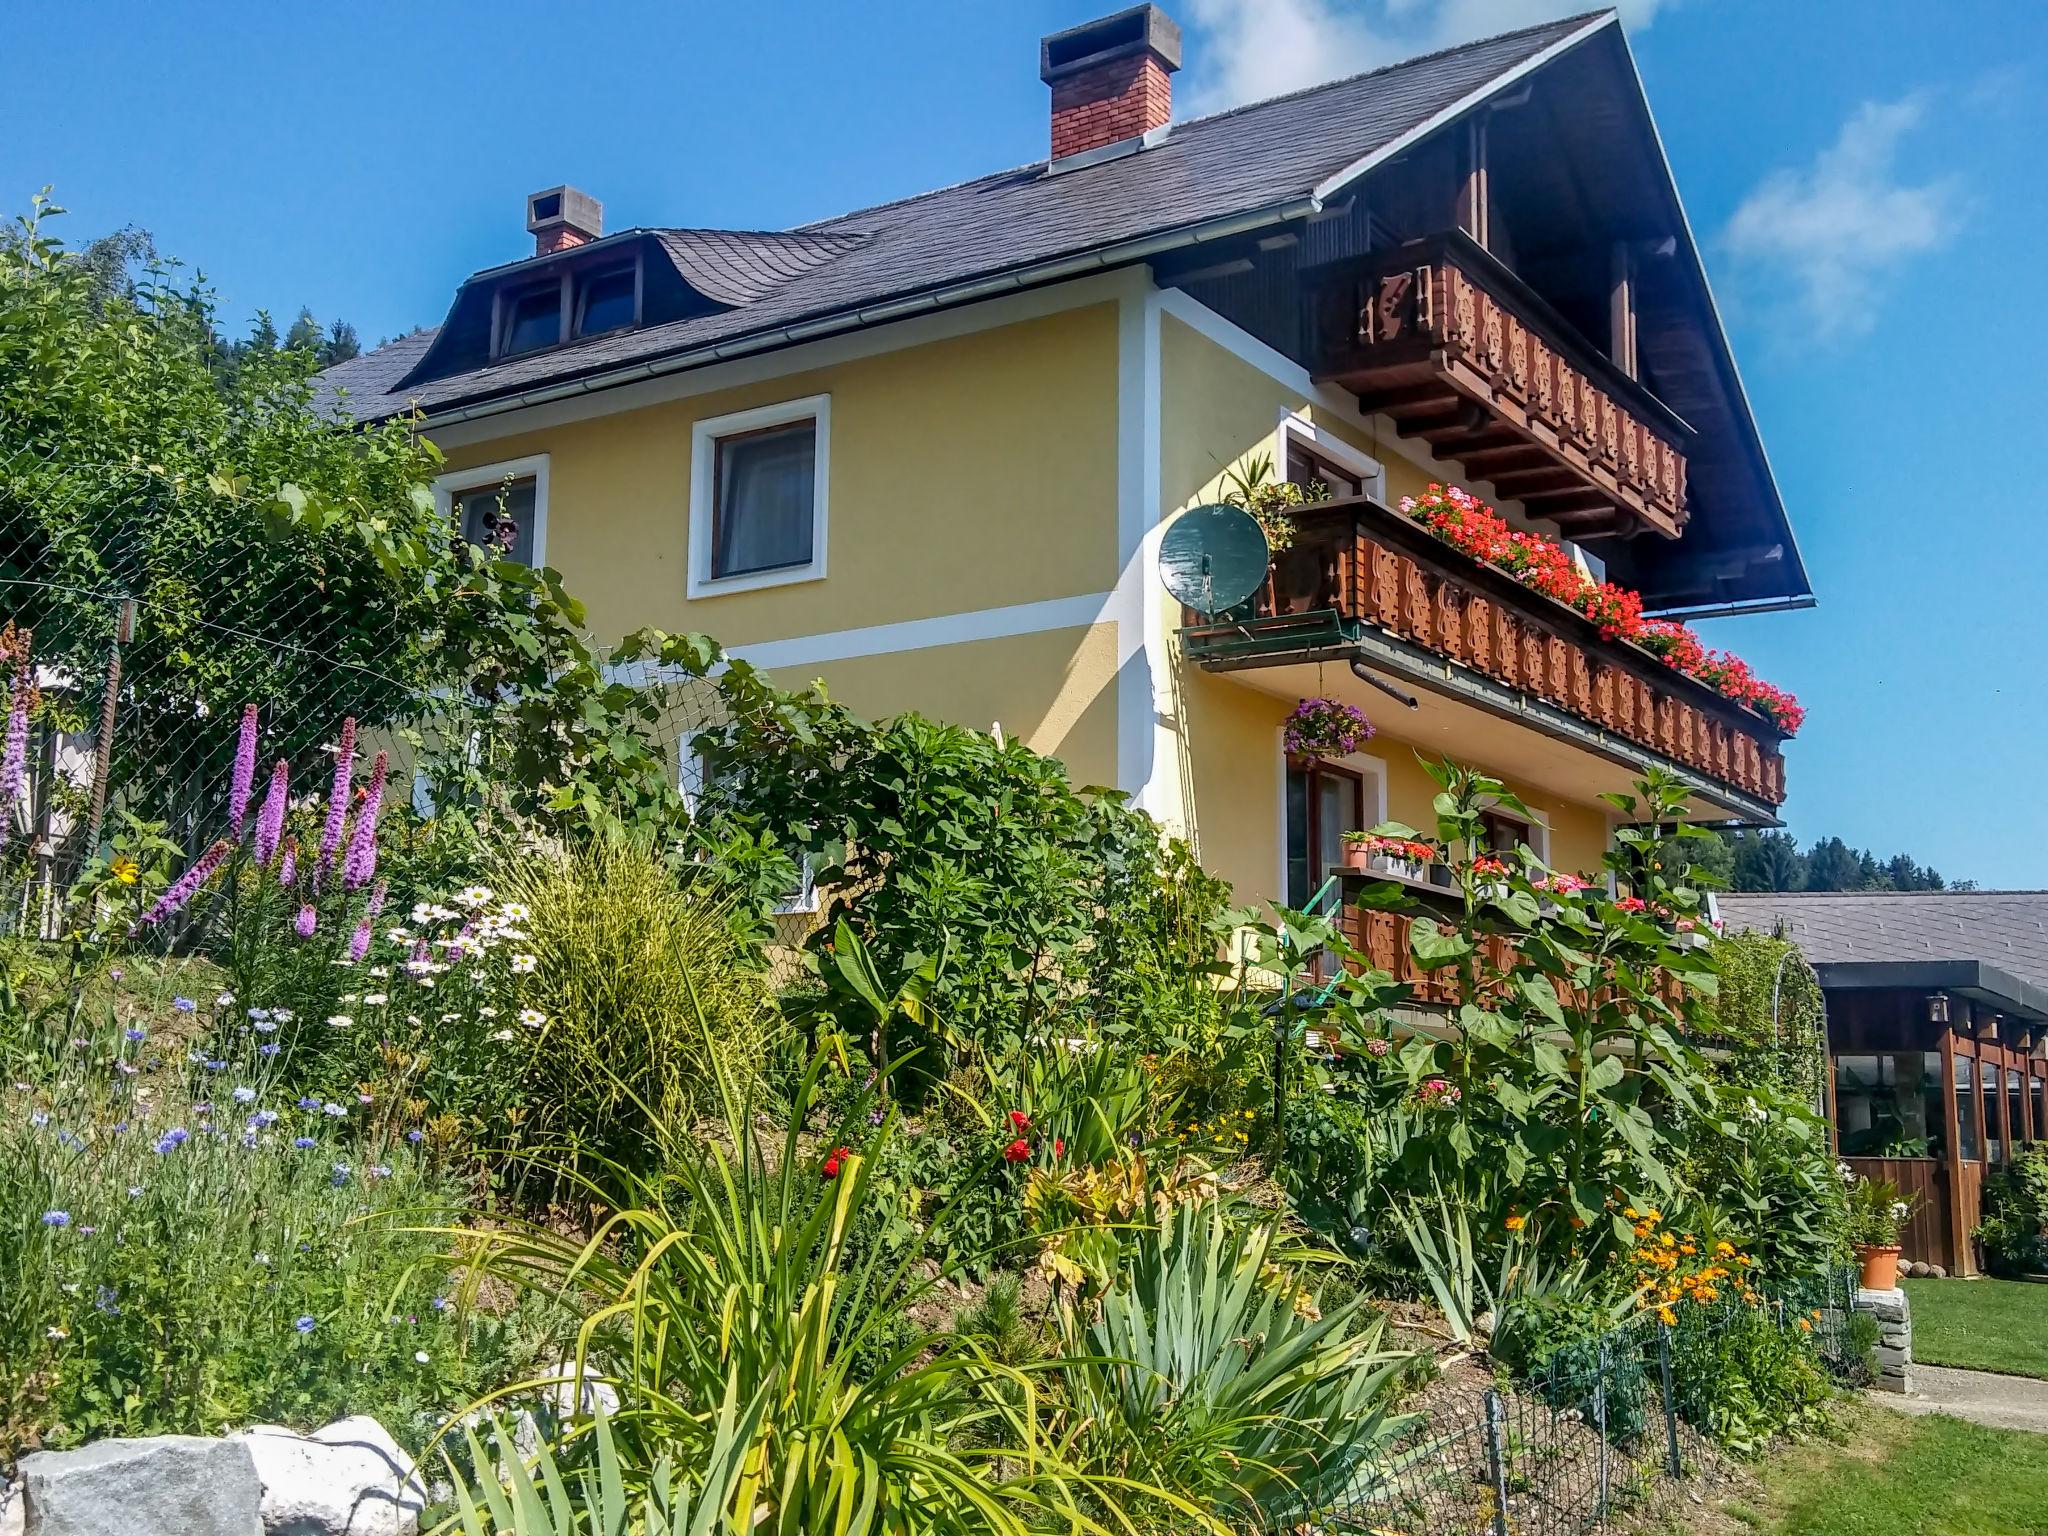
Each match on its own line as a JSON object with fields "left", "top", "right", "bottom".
{"left": 294, "top": 904, "right": 317, "bottom": 938}
{"left": 277, "top": 839, "right": 297, "bottom": 889}
{"left": 131, "top": 839, "right": 232, "bottom": 933}
{"left": 342, "top": 751, "right": 387, "bottom": 892}
{"left": 251, "top": 758, "right": 289, "bottom": 865}
{"left": 227, "top": 705, "right": 259, "bottom": 835}
{"left": 314, "top": 718, "right": 357, "bottom": 889}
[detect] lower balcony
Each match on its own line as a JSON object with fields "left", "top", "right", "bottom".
{"left": 1180, "top": 497, "right": 1788, "bottom": 818}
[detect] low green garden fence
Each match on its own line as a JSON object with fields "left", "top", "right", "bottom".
{"left": 1299, "top": 1265, "right": 1865, "bottom": 1535}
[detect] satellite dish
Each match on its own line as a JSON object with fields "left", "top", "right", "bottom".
{"left": 1159, "top": 504, "right": 1270, "bottom": 615}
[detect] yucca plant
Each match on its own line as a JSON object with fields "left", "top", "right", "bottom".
{"left": 1055, "top": 1198, "right": 1416, "bottom": 1528}
{"left": 437, "top": 1024, "right": 1209, "bottom": 1535}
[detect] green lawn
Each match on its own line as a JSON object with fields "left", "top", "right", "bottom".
{"left": 1717, "top": 1403, "right": 2048, "bottom": 1535}
{"left": 1903, "top": 1277, "right": 2048, "bottom": 1379}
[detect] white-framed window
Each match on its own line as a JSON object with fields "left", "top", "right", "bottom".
{"left": 1276, "top": 730, "right": 1390, "bottom": 908}
{"left": 1277, "top": 412, "right": 1385, "bottom": 502}
{"left": 1479, "top": 802, "right": 1552, "bottom": 865}
{"left": 687, "top": 395, "right": 830, "bottom": 598}
{"left": 434, "top": 454, "right": 550, "bottom": 568}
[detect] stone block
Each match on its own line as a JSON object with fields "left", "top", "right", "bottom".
{"left": 21, "top": 1435, "right": 261, "bottom": 1536}
{"left": 229, "top": 1417, "right": 424, "bottom": 1536}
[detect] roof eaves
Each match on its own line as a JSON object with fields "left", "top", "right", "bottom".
{"left": 1310, "top": 9, "right": 1620, "bottom": 204}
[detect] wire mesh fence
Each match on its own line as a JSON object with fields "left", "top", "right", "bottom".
{"left": 0, "top": 428, "right": 736, "bottom": 944}
{"left": 1305, "top": 1264, "right": 1867, "bottom": 1535}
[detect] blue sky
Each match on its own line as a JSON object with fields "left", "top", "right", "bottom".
{"left": 6, "top": 0, "right": 2044, "bottom": 885}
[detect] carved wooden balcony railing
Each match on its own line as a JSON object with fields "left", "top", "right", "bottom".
{"left": 1180, "top": 498, "right": 1788, "bottom": 807}
{"left": 1337, "top": 906, "right": 1687, "bottom": 1010}
{"left": 1309, "top": 233, "right": 1691, "bottom": 541}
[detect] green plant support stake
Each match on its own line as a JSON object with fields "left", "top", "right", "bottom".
{"left": 1658, "top": 1320, "right": 1682, "bottom": 1477}
{"left": 1595, "top": 1338, "right": 1610, "bottom": 1518}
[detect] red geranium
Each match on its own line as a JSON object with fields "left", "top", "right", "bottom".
{"left": 1008, "top": 1110, "right": 1030, "bottom": 1131}
{"left": 1054, "top": 1137, "right": 1065, "bottom": 1158}
{"left": 1003, "top": 1138, "right": 1031, "bottom": 1163}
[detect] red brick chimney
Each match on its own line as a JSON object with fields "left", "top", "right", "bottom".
{"left": 1040, "top": 6, "right": 1182, "bottom": 165}
{"left": 526, "top": 186, "right": 603, "bottom": 256}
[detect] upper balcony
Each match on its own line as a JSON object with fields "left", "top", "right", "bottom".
{"left": 1307, "top": 232, "right": 1691, "bottom": 542}
{"left": 1179, "top": 497, "right": 1788, "bottom": 816}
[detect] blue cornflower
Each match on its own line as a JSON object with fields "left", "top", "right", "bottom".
{"left": 204, "top": 1060, "right": 228, "bottom": 1072}
{"left": 322, "top": 1102, "right": 347, "bottom": 1118}
{"left": 294, "top": 1315, "right": 316, "bottom": 1334}
{"left": 231, "top": 1086, "right": 257, "bottom": 1104}
{"left": 29, "top": 1111, "right": 47, "bottom": 1128}
{"left": 248, "top": 1007, "right": 270, "bottom": 1021}
{"left": 405, "top": 1129, "right": 424, "bottom": 1144}
{"left": 331, "top": 1162, "right": 352, "bottom": 1186}
{"left": 258, "top": 1043, "right": 280, "bottom": 1057}
{"left": 252, "top": 1021, "right": 278, "bottom": 1034}
{"left": 296, "top": 1096, "right": 321, "bottom": 1111}
{"left": 293, "top": 1136, "right": 317, "bottom": 1150}
{"left": 154, "top": 1127, "right": 189, "bottom": 1154}
{"left": 430, "top": 1296, "right": 449, "bottom": 1312}
{"left": 110, "top": 1121, "right": 128, "bottom": 1134}
{"left": 248, "top": 1110, "right": 278, "bottom": 1129}
{"left": 126, "top": 1185, "right": 144, "bottom": 1198}
{"left": 368, "top": 1164, "right": 391, "bottom": 1179}
{"left": 57, "top": 1129, "right": 83, "bottom": 1150}
{"left": 41, "top": 1210, "right": 70, "bottom": 1227}
{"left": 172, "top": 997, "right": 196, "bottom": 1013}
{"left": 124, "top": 1027, "right": 146, "bottom": 1043}
{"left": 241, "top": 1130, "right": 258, "bottom": 1150}
{"left": 94, "top": 1286, "right": 119, "bottom": 1316}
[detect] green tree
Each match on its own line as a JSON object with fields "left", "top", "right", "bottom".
{"left": 1727, "top": 829, "right": 1806, "bottom": 892}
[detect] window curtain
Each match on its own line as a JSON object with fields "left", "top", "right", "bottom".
{"left": 715, "top": 424, "right": 814, "bottom": 577}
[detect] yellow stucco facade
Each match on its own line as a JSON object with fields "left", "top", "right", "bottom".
{"left": 428, "top": 278, "right": 1619, "bottom": 912}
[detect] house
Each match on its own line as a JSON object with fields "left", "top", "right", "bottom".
{"left": 319, "top": 6, "right": 1809, "bottom": 951}
{"left": 1719, "top": 890, "right": 2048, "bottom": 1276}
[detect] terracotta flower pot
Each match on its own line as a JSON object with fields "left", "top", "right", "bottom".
{"left": 1856, "top": 1243, "right": 1902, "bottom": 1291}
{"left": 1341, "top": 841, "right": 1374, "bottom": 871}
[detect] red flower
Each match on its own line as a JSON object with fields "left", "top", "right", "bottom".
{"left": 1054, "top": 1137, "right": 1065, "bottom": 1158}
{"left": 1003, "top": 1138, "right": 1031, "bottom": 1163}
{"left": 821, "top": 1144, "right": 853, "bottom": 1180}
{"left": 1008, "top": 1110, "right": 1030, "bottom": 1131}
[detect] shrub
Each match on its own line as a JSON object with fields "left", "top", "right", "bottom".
{"left": 1978, "top": 1144, "right": 2048, "bottom": 1277}
{"left": 1668, "top": 1299, "right": 1835, "bottom": 1455}
{"left": 498, "top": 838, "right": 780, "bottom": 1181}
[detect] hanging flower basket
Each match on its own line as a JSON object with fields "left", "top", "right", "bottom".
{"left": 1283, "top": 698, "right": 1373, "bottom": 760}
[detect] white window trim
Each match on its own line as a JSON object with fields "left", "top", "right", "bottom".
{"left": 687, "top": 394, "right": 830, "bottom": 598}
{"left": 433, "top": 453, "right": 551, "bottom": 568}
{"left": 1276, "top": 410, "right": 1385, "bottom": 500}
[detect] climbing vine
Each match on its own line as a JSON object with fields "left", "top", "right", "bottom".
{"left": 1712, "top": 929, "right": 1828, "bottom": 1107}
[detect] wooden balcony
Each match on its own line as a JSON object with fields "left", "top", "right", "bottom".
{"left": 1334, "top": 906, "right": 1688, "bottom": 1011}
{"left": 1180, "top": 498, "right": 1787, "bottom": 808}
{"left": 1309, "top": 233, "right": 1690, "bottom": 540}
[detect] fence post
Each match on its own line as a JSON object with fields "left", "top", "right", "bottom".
{"left": 1657, "top": 1320, "right": 1682, "bottom": 1477}
{"left": 82, "top": 596, "right": 136, "bottom": 856}
{"left": 1595, "top": 1338, "right": 1611, "bottom": 1520}
{"left": 1482, "top": 1388, "right": 1512, "bottom": 1536}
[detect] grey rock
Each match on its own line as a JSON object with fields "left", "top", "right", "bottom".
{"left": 2, "top": 1479, "right": 21, "bottom": 1536}
{"left": 22, "top": 1435, "right": 261, "bottom": 1536}
{"left": 230, "top": 1417, "right": 424, "bottom": 1536}
{"left": 1929, "top": 1264, "right": 1948, "bottom": 1279}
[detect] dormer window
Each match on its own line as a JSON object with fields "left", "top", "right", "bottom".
{"left": 575, "top": 265, "right": 638, "bottom": 338}
{"left": 490, "top": 255, "right": 643, "bottom": 361}
{"left": 498, "top": 280, "right": 563, "bottom": 357}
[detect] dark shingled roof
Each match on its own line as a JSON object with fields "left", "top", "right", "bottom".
{"left": 314, "top": 11, "right": 1608, "bottom": 422}
{"left": 1717, "top": 891, "right": 2048, "bottom": 1018}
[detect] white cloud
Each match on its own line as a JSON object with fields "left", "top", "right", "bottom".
{"left": 1720, "top": 96, "right": 1957, "bottom": 340}
{"left": 1179, "top": 0, "right": 1679, "bottom": 118}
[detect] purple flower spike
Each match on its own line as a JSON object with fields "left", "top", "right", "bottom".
{"left": 366, "top": 878, "right": 389, "bottom": 918}
{"left": 342, "top": 751, "right": 387, "bottom": 892}
{"left": 228, "top": 705, "right": 259, "bottom": 835}
{"left": 347, "top": 916, "right": 373, "bottom": 962}
{"left": 315, "top": 718, "right": 357, "bottom": 888}
{"left": 0, "top": 659, "right": 30, "bottom": 850}
{"left": 278, "top": 839, "right": 297, "bottom": 889}
{"left": 131, "top": 840, "right": 233, "bottom": 933}
{"left": 294, "top": 904, "right": 317, "bottom": 938}
{"left": 253, "top": 759, "right": 289, "bottom": 865}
